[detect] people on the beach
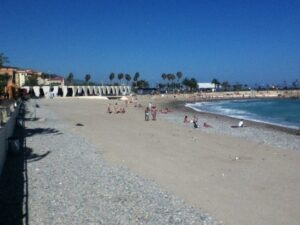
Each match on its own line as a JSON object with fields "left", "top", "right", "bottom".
{"left": 145, "top": 107, "right": 150, "bottom": 121}
{"left": 184, "top": 115, "right": 189, "bottom": 123}
{"left": 160, "top": 108, "right": 172, "bottom": 114}
{"left": 107, "top": 104, "right": 112, "bottom": 114}
{"left": 192, "top": 116, "right": 199, "bottom": 128}
{"left": 203, "top": 122, "right": 212, "bottom": 128}
{"left": 238, "top": 119, "right": 244, "bottom": 127}
{"left": 120, "top": 107, "right": 126, "bottom": 113}
{"left": 151, "top": 106, "right": 157, "bottom": 120}
{"left": 193, "top": 120, "right": 199, "bottom": 128}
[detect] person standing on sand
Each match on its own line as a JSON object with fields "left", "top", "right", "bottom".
{"left": 238, "top": 119, "right": 244, "bottom": 127}
{"left": 151, "top": 106, "right": 157, "bottom": 121}
{"left": 145, "top": 107, "right": 150, "bottom": 121}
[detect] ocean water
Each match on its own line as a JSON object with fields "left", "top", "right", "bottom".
{"left": 186, "top": 98, "right": 300, "bottom": 130}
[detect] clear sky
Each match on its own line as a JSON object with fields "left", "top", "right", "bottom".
{"left": 1, "top": 0, "right": 299, "bottom": 86}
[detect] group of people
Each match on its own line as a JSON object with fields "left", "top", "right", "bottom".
{"left": 107, "top": 103, "right": 126, "bottom": 114}
{"left": 184, "top": 115, "right": 213, "bottom": 129}
{"left": 145, "top": 105, "right": 157, "bottom": 121}
{"left": 184, "top": 114, "right": 245, "bottom": 129}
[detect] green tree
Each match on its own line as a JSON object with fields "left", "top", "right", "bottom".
{"left": 109, "top": 73, "right": 115, "bottom": 84}
{"left": 0, "top": 74, "right": 10, "bottom": 96}
{"left": 221, "top": 81, "right": 231, "bottom": 91}
{"left": 190, "top": 78, "right": 198, "bottom": 91}
{"left": 161, "top": 73, "right": 167, "bottom": 81}
{"left": 232, "top": 82, "right": 242, "bottom": 91}
{"left": 125, "top": 74, "right": 131, "bottom": 85}
{"left": 137, "top": 79, "right": 149, "bottom": 88}
{"left": 117, "top": 73, "right": 124, "bottom": 84}
{"left": 133, "top": 72, "right": 140, "bottom": 89}
{"left": 292, "top": 79, "right": 299, "bottom": 89}
{"left": 85, "top": 74, "right": 91, "bottom": 85}
{"left": 182, "top": 77, "right": 198, "bottom": 92}
{"left": 211, "top": 78, "right": 220, "bottom": 90}
{"left": 41, "top": 73, "right": 50, "bottom": 79}
{"left": 24, "top": 75, "right": 38, "bottom": 86}
{"left": 176, "top": 71, "right": 183, "bottom": 82}
{"left": 66, "top": 72, "right": 74, "bottom": 85}
{"left": 0, "top": 53, "right": 9, "bottom": 68}
{"left": 133, "top": 72, "right": 140, "bottom": 82}
{"left": 182, "top": 78, "right": 190, "bottom": 89}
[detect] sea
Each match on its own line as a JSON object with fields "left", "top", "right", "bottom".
{"left": 186, "top": 98, "right": 300, "bottom": 130}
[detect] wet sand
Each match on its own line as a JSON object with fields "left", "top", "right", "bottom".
{"left": 40, "top": 96, "right": 300, "bottom": 225}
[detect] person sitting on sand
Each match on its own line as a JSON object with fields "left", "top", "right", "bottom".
{"left": 114, "top": 106, "right": 120, "bottom": 113}
{"left": 203, "top": 122, "right": 212, "bottom": 128}
{"left": 193, "top": 120, "right": 199, "bottom": 128}
{"left": 184, "top": 115, "right": 189, "bottom": 123}
{"left": 107, "top": 104, "right": 112, "bottom": 114}
{"left": 120, "top": 108, "right": 126, "bottom": 113}
{"left": 160, "top": 107, "right": 172, "bottom": 114}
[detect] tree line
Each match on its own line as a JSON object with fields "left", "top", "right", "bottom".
{"left": 1, "top": 52, "right": 299, "bottom": 91}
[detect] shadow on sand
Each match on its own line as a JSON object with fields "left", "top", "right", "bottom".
{"left": 0, "top": 102, "right": 54, "bottom": 225}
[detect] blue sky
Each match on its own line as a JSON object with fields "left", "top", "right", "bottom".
{"left": 1, "top": 0, "right": 299, "bottom": 86}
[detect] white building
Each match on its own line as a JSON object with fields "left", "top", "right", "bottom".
{"left": 197, "top": 83, "right": 216, "bottom": 92}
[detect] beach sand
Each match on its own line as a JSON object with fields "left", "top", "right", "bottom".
{"left": 40, "top": 96, "right": 300, "bottom": 225}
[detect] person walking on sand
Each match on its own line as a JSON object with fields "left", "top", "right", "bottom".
{"left": 145, "top": 107, "right": 150, "bottom": 121}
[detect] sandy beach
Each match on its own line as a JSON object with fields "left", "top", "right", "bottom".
{"left": 39, "top": 95, "right": 300, "bottom": 225}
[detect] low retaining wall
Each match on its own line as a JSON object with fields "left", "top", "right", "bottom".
{"left": 0, "top": 102, "right": 20, "bottom": 175}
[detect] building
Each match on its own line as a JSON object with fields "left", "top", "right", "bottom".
{"left": 197, "top": 83, "right": 216, "bottom": 92}
{"left": 0, "top": 66, "right": 18, "bottom": 76}
{"left": 42, "top": 76, "right": 64, "bottom": 86}
{"left": 0, "top": 66, "right": 44, "bottom": 88}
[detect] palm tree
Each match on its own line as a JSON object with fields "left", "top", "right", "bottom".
{"left": 133, "top": 72, "right": 140, "bottom": 89}
{"left": 292, "top": 79, "right": 299, "bottom": 89}
{"left": 117, "top": 73, "right": 124, "bottom": 84}
{"left": 0, "top": 53, "right": 9, "bottom": 68}
{"left": 66, "top": 72, "right": 74, "bottom": 85}
{"left": 137, "top": 79, "right": 149, "bottom": 88}
{"left": 181, "top": 77, "right": 198, "bottom": 92}
{"left": 175, "top": 71, "right": 183, "bottom": 90}
{"left": 176, "top": 71, "right": 183, "bottom": 82}
{"left": 133, "top": 72, "right": 140, "bottom": 82}
{"left": 211, "top": 78, "right": 220, "bottom": 90}
{"left": 161, "top": 73, "right": 167, "bottom": 81}
{"left": 221, "top": 81, "right": 230, "bottom": 91}
{"left": 125, "top": 74, "right": 131, "bottom": 85}
{"left": 85, "top": 74, "right": 91, "bottom": 85}
{"left": 109, "top": 73, "right": 115, "bottom": 84}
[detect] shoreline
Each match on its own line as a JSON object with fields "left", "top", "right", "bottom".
{"left": 140, "top": 96, "right": 300, "bottom": 151}
{"left": 169, "top": 99, "right": 300, "bottom": 135}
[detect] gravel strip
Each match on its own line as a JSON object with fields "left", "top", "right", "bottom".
{"left": 25, "top": 100, "right": 222, "bottom": 225}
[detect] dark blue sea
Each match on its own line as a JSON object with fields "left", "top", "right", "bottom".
{"left": 186, "top": 98, "right": 300, "bottom": 130}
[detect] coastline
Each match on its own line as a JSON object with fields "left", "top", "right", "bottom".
{"left": 156, "top": 97, "right": 300, "bottom": 151}
{"left": 169, "top": 99, "right": 300, "bottom": 135}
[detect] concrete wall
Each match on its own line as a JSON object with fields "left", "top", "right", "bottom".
{"left": 0, "top": 102, "right": 20, "bottom": 175}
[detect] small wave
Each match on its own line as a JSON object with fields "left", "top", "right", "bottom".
{"left": 185, "top": 100, "right": 300, "bottom": 130}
